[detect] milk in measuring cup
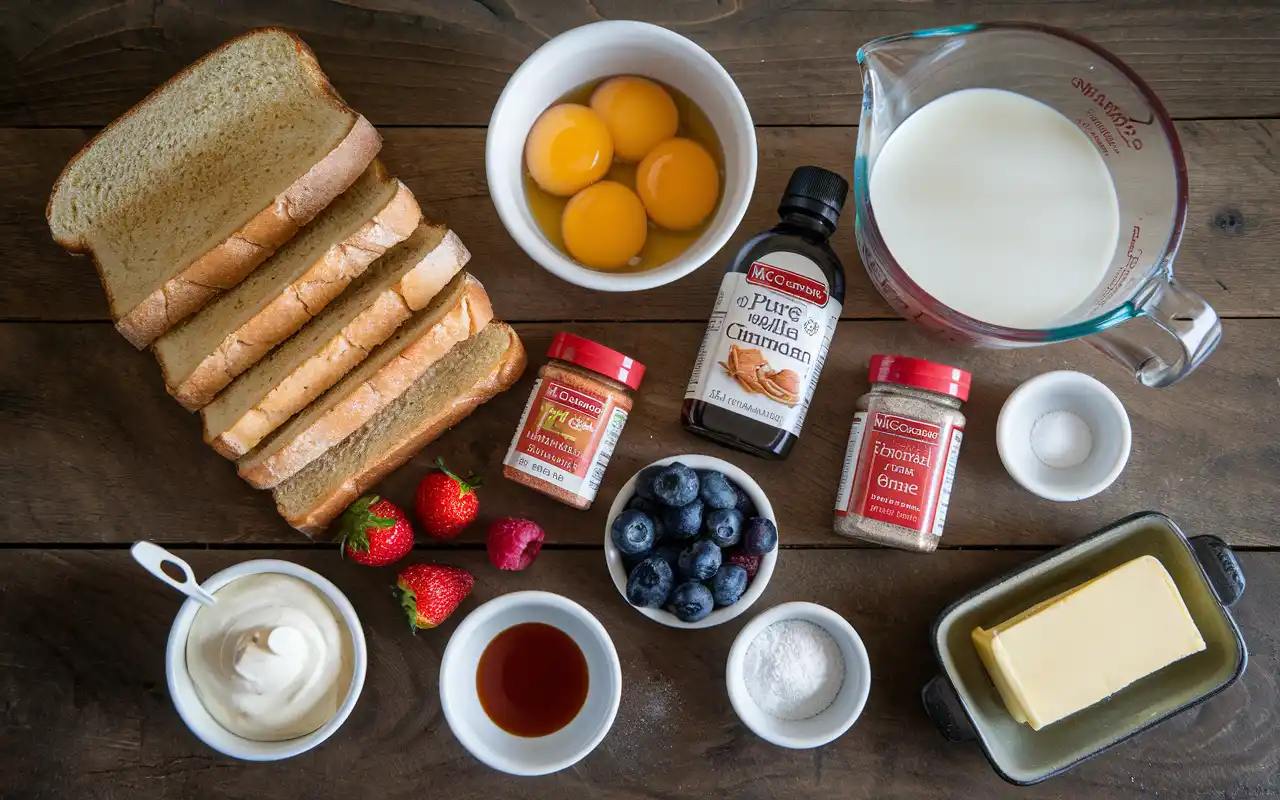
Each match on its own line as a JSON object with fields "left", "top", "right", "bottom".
{"left": 868, "top": 88, "right": 1120, "bottom": 329}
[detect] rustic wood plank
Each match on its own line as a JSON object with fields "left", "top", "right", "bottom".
{"left": 3, "top": 319, "right": 1276, "bottom": 547}
{"left": 4, "top": 122, "right": 1279, "bottom": 322}
{"left": 3, "top": 1, "right": 1279, "bottom": 127}
{"left": 0, "top": 548, "right": 1274, "bottom": 799}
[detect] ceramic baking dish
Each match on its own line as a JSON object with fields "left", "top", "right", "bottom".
{"left": 923, "top": 511, "right": 1247, "bottom": 785}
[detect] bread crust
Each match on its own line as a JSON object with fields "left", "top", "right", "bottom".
{"left": 278, "top": 323, "right": 527, "bottom": 535}
{"left": 45, "top": 28, "right": 381, "bottom": 349}
{"left": 237, "top": 276, "right": 495, "bottom": 488}
{"left": 160, "top": 176, "right": 422, "bottom": 411}
{"left": 206, "top": 250, "right": 476, "bottom": 459}
{"left": 397, "top": 229, "right": 471, "bottom": 308}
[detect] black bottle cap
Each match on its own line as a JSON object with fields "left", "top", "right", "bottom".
{"left": 778, "top": 166, "right": 849, "bottom": 231}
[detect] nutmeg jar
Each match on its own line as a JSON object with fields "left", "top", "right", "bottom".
{"left": 503, "top": 333, "right": 645, "bottom": 509}
{"left": 833, "top": 355, "right": 970, "bottom": 553}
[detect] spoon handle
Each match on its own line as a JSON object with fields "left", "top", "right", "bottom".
{"left": 130, "top": 541, "right": 218, "bottom": 607}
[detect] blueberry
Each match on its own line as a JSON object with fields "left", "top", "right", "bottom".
{"left": 651, "top": 462, "right": 699, "bottom": 507}
{"left": 621, "top": 550, "right": 647, "bottom": 572}
{"left": 634, "top": 465, "right": 665, "bottom": 501}
{"left": 696, "top": 470, "right": 738, "bottom": 510}
{"left": 704, "top": 508, "right": 743, "bottom": 548}
{"left": 742, "top": 517, "right": 778, "bottom": 556}
{"left": 652, "top": 512, "right": 669, "bottom": 542}
{"left": 711, "top": 564, "right": 749, "bottom": 607}
{"left": 733, "top": 484, "right": 759, "bottom": 518}
{"left": 626, "top": 494, "right": 659, "bottom": 516}
{"left": 652, "top": 544, "right": 682, "bottom": 572}
{"left": 661, "top": 500, "right": 703, "bottom": 540}
{"left": 626, "top": 556, "right": 675, "bottom": 608}
{"left": 668, "top": 581, "right": 714, "bottom": 623}
{"left": 611, "top": 509, "right": 656, "bottom": 555}
{"left": 677, "top": 539, "right": 722, "bottom": 581}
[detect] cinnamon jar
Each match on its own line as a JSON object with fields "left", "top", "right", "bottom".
{"left": 833, "top": 355, "right": 970, "bottom": 553}
{"left": 503, "top": 333, "right": 645, "bottom": 509}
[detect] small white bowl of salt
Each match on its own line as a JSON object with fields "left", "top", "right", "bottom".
{"left": 725, "top": 602, "right": 871, "bottom": 749}
{"left": 996, "top": 370, "right": 1132, "bottom": 502}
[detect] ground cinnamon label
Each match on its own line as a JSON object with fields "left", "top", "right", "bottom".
{"left": 503, "top": 333, "right": 644, "bottom": 510}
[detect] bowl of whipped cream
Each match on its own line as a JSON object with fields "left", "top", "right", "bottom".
{"left": 141, "top": 547, "right": 366, "bottom": 761}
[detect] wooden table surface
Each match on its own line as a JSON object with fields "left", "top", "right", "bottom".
{"left": 2, "top": 2, "right": 1278, "bottom": 798}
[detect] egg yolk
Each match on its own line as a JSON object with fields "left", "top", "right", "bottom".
{"left": 561, "top": 181, "right": 648, "bottom": 270}
{"left": 525, "top": 104, "right": 613, "bottom": 197}
{"left": 635, "top": 138, "right": 720, "bottom": 231}
{"left": 589, "top": 76, "right": 679, "bottom": 163}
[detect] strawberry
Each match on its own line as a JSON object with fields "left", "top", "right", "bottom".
{"left": 395, "top": 564, "right": 474, "bottom": 630}
{"left": 336, "top": 495, "right": 414, "bottom": 567}
{"left": 414, "top": 458, "right": 481, "bottom": 540}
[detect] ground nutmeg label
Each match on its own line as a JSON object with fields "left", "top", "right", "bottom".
{"left": 505, "top": 378, "right": 626, "bottom": 504}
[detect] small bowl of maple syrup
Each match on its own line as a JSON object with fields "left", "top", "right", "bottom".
{"left": 439, "top": 591, "right": 622, "bottom": 776}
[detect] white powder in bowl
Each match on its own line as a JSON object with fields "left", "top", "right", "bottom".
{"left": 743, "top": 619, "right": 844, "bottom": 720}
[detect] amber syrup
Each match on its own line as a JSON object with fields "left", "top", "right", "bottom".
{"left": 476, "top": 622, "right": 589, "bottom": 737}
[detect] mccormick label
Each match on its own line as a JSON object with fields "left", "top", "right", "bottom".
{"left": 685, "top": 251, "right": 841, "bottom": 436}
{"left": 503, "top": 378, "right": 627, "bottom": 503}
{"left": 834, "top": 411, "right": 964, "bottom": 535}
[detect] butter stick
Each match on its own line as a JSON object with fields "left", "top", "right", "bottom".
{"left": 972, "top": 555, "right": 1206, "bottom": 730}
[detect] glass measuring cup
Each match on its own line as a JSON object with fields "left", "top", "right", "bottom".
{"left": 854, "top": 23, "right": 1221, "bottom": 388}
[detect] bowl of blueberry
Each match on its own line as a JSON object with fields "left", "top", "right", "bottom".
{"left": 605, "top": 455, "right": 779, "bottom": 628}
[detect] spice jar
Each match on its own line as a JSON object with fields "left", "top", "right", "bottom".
{"left": 833, "top": 355, "right": 970, "bottom": 553}
{"left": 503, "top": 333, "right": 645, "bottom": 510}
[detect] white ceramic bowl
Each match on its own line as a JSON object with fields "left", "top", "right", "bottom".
{"left": 439, "top": 591, "right": 622, "bottom": 776}
{"left": 604, "top": 454, "right": 778, "bottom": 629}
{"left": 165, "top": 560, "right": 367, "bottom": 761}
{"left": 486, "top": 20, "right": 757, "bottom": 292}
{"left": 997, "top": 370, "right": 1132, "bottom": 502}
{"left": 726, "top": 602, "right": 871, "bottom": 749}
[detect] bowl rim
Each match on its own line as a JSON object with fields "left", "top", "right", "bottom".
{"left": 164, "top": 559, "right": 368, "bottom": 762}
{"left": 996, "top": 370, "right": 1132, "bottom": 502}
{"left": 604, "top": 454, "right": 779, "bottom": 629}
{"left": 725, "top": 601, "right": 872, "bottom": 749}
{"left": 438, "top": 590, "right": 623, "bottom": 776}
{"left": 484, "top": 19, "right": 758, "bottom": 293}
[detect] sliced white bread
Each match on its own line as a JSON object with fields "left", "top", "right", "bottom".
{"left": 154, "top": 161, "right": 421, "bottom": 411}
{"left": 47, "top": 28, "right": 380, "bottom": 349}
{"left": 273, "top": 322, "right": 526, "bottom": 534}
{"left": 237, "top": 273, "right": 495, "bottom": 489}
{"left": 202, "top": 232, "right": 473, "bottom": 460}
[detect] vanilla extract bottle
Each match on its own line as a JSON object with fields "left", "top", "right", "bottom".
{"left": 682, "top": 166, "right": 848, "bottom": 459}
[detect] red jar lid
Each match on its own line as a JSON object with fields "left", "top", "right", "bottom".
{"left": 548, "top": 332, "right": 646, "bottom": 391}
{"left": 868, "top": 354, "right": 970, "bottom": 402}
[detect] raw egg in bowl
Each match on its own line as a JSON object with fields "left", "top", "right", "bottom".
{"left": 486, "top": 20, "right": 756, "bottom": 292}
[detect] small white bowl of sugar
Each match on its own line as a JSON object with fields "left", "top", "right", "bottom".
{"left": 725, "top": 602, "right": 871, "bottom": 749}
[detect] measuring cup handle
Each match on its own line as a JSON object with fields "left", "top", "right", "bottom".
{"left": 1088, "top": 276, "right": 1222, "bottom": 388}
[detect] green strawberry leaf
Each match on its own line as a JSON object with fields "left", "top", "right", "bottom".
{"left": 435, "top": 457, "right": 483, "bottom": 494}
{"left": 397, "top": 583, "right": 421, "bottom": 632}
{"left": 336, "top": 495, "right": 395, "bottom": 554}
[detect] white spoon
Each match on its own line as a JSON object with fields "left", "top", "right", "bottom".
{"left": 131, "top": 541, "right": 218, "bottom": 607}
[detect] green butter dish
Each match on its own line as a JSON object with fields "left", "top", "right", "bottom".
{"left": 923, "top": 511, "right": 1247, "bottom": 785}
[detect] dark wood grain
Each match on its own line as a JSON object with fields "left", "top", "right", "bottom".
{"left": 0, "top": 548, "right": 1274, "bottom": 799}
{"left": 4, "top": 1, "right": 1280, "bottom": 127}
{"left": 5, "top": 122, "right": 1277, "bottom": 323}
{"left": 3, "top": 319, "right": 1276, "bottom": 548}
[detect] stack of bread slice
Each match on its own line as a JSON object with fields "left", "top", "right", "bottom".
{"left": 46, "top": 28, "right": 526, "bottom": 534}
